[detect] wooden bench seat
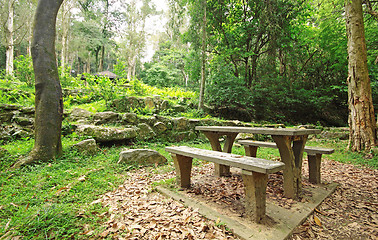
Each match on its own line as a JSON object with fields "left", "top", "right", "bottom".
{"left": 237, "top": 140, "right": 334, "bottom": 184}
{"left": 165, "top": 146, "right": 285, "bottom": 223}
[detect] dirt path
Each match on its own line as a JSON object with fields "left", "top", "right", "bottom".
{"left": 93, "top": 158, "right": 377, "bottom": 239}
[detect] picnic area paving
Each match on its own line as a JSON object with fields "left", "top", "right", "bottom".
{"left": 92, "top": 157, "right": 377, "bottom": 239}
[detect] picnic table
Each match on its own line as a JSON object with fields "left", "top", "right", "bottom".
{"left": 195, "top": 126, "right": 321, "bottom": 199}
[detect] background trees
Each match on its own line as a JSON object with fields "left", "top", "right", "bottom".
{"left": 0, "top": 0, "right": 376, "bottom": 152}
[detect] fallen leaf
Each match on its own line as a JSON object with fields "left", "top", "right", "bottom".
{"left": 314, "top": 215, "right": 322, "bottom": 227}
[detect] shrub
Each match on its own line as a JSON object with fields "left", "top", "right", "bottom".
{"left": 14, "top": 55, "right": 34, "bottom": 86}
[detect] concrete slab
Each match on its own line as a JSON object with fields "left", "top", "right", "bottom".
{"left": 157, "top": 178, "right": 338, "bottom": 240}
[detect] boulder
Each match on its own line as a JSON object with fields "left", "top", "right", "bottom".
{"left": 13, "top": 116, "right": 34, "bottom": 126}
{"left": 172, "top": 104, "right": 186, "bottom": 113}
{"left": 0, "top": 104, "right": 19, "bottom": 112}
{"left": 139, "top": 116, "right": 157, "bottom": 126}
{"left": 0, "top": 127, "right": 11, "bottom": 141}
{"left": 76, "top": 124, "right": 137, "bottom": 142}
{"left": 0, "top": 112, "right": 15, "bottom": 123}
{"left": 69, "top": 108, "right": 92, "bottom": 121}
{"left": 173, "top": 117, "right": 189, "bottom": 131}
{"left": 199, "top": 118, "right": 218, "bottom": 126}
{"left": 144, "top": 97, "right": 155, "bottom": 109}
{"left": 153, "top": 122, "right": 167, "bottom": 133}
{"left": 118, "top": 149, "right": 167, "bottom": 166}
{"left": 319, "top": 129, "right": 349, "bottom": 140}
{"left": 20, "top": 107, "right": 35, "bottom": 115}
{"left": 122, "top": 113, "right": 138, "bottom": 124}
{"left": 93, "top": 111, "right": 119, "bottom": 124}
{"left": 136, "top": 123, "right": 156, "bottom": 140}
{"left": 72, "top": 139, "right": 97, "bottom": 154}
{"left": 160, "top": 100, "right": 170, "bottom": 111}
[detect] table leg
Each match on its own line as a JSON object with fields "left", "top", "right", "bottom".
{"left": 272, "top": 135, "right": 307, "bottom": 199}
{"left": 203, "top": 132, "right": 237, "bottom": 177}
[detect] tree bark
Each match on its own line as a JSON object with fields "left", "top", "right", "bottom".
{"left": 5, "top": 0, "right": 15, "bottom": 76}
{"left": 345, "top": 0, "right": 377, "bottom": 151}
{"left": 60, "top": 1, "right": 71, "bottom": 77}
{"left": 16, "top": 0, "right": 64, "bottom": 166}
{"left": 198, "top": 0, "right": 206, "bottom": 111}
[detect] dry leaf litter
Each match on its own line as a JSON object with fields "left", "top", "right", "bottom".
{"left": 92, "top": 156, "right": 377, "bottom": 239}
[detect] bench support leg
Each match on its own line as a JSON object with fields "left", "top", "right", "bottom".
{"left": 242, "top": 171, "right": 268, "bottom": 223}
{"left": 308, "top": 154, "right": 322, "bottom": 184}
{"left": 171, "top": 154, "right": 193, "bottom": 188}
{"left": 244, "top": 146, "right": 258, "bottom": 157}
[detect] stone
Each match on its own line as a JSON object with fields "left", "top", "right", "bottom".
{"left": 139, "top": 116, "right": 157, "bottom": 126}
{"left": 93, "top": 111, "right": 119, "bottom": 124}
{"left": 73, "top": 139, "right": 97, "bottom": 154}
{"left": 199, "top": 118, "right": 218, "bottom": 126}
{"left": 0, "top": 104, "right": 19, "bottom": 112}
{"left": 13, "top": 116, "right": 34, "bottom": 126}
{"left": 76, "top": 124, "right": 137, "bottom": 142}
{"left": 319, "top": 130, "right": 349, "bottom": 140}
{"left": 173, "top": 117, "right": 189, "bottom": 131}
{"left": 20, "top": 107, "right": 35, "bottom": 114}
{"left": 122, "top": 113, "right": 138, "bottom": 124}
{"left": 172, "top": 105, "right": 186, "bottom": 112}
{"left": 70, "top": 108, "right": 92, "bottom": 121}
{"left": 160, "top": 100, "right": 170, "bottom": 110}
{"left": 118, "top": 149, "right": 167, "bottom": 166}
{"left": 0, "top": 112, "right": 14, "bottom": 123}
{"left": 144, "top": 97, "right": 155, "bottom": 109}
{"left": 154, "top": 122, "right": 167, "bottom": 133}
{"left": 0, "top": 128, "right": 11, "bottom": 141}
{"left": 136, "top": 123, "right": 156, "bottom": 140}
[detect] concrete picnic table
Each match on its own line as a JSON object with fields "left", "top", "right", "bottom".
{"left": 195, "top": 126, "right": 321, "bottom": 199}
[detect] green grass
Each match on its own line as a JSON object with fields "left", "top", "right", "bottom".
{"left": 0, "top": 139, "right": 131, "bottom": 239}
{"left": 1, "top": 136, "right": 377, "bottom": 238}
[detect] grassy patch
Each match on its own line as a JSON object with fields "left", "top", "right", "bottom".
{"left": 0, "top": 139, "right": 130, "bottom": 239}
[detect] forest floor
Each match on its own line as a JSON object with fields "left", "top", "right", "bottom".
{"left": 93, "top": 157, "right": 378, "bottom": 239}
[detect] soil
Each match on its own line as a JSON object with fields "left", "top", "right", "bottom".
{"left": 93, "top": 157, "right": 378, "bottom": 239}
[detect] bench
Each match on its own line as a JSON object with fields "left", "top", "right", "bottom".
{"left": 165, "top": 146, "right": 285, "bottom": 223}
{"left": 237, "top": 140, "right": 334, "bottom": 184}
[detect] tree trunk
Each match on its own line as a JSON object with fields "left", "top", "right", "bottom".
{"left": 345, "top": 0, "right": 377, "bottom": 151}
{"left": 13, "top": 0, "right": 64, "bottom": 167}
{"left": 5, "top": 0, "right": 15, "bottom": 76}
{"left": 60, "top": 2, "right": 70, "bottom": 77}
{"left": 198, "top": 0, "right": 206, "bottom": 111}
{"left": 98, "top": 45, "right": 104, "bottom": 72}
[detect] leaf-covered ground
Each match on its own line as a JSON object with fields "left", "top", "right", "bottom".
{"left": 93, "top": 158, "right": 377, "bottom": 239}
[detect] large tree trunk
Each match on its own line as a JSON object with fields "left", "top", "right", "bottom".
{"left": 5, "top": 0, "right": 15, "bottom": 76}
{"left": 198, "top": 0, "right": 206, "bottom": 111}
{"left": 14, "top": 0, "right": 64, "bottom": 167}
{"left": 345, "top": 0, "right": 377, "bottom": 151}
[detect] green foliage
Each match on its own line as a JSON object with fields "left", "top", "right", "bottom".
{"left": 141, "top": 41, "right": 189, "bottom": 88}
{"left": 113, "top": 59, "right": 128, "bottom": 79}
{"left": 0, "top": 80, "right": 34, "bottom": 106}
{"left": 59, "top": 66, "right": 79, "bottom": 88}
{"left": 14, "top": 55, "right": 34, "bottom": 87}
{"left": 206, "top": 63, "right": 254, "bottom": 109}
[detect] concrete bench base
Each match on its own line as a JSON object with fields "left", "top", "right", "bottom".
{"left": 166, "top": 146, "right": 285, "bottom": 223}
